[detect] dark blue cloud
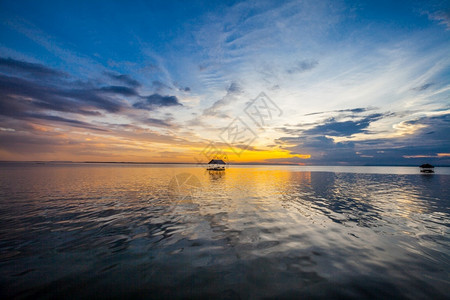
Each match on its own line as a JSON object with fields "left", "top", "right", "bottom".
{"left": 106, "top": 73, "right": 141, "bottom": 87}
{"left": 0, "top": 57, "right": 184, "bottom": 123}
{"left": 303, "top": 113, "right": 385, "bottom": 137}
{"left": 98, "top": 85, "right": 138, "bottom": 96}
{"left": 0, "top": 57, "right": 187, "bottom": 144}
{"left": 0, "top": 73, "right": 124, "bottom": 115}
{"left": 133, "top": 94, "right": 182, "bottom": 110}
{"left": 280, "top": 135, "right": 358, "bottom": 164}
{"left": 145, "top": 118, "right": 172, "bottom": 127}
{"left": 60, "top": 87, "right": 125, "bottom": 112}
{"left": 0, "top": 57, "right": 65, "bottom": 77}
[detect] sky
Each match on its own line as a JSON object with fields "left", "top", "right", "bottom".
{"left": 0, "top": 0, "right": 449, "bottom": 165}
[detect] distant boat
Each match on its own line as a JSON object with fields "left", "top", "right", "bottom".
{"left": 207, "top": 159, "right": 226, "bottom": 171}
{"left": 419, "top": 163, "right": 434, "bottom": 173}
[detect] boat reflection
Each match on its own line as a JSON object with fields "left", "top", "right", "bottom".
{"left": 207, "top": 169, "right": 225, "bottom": 181}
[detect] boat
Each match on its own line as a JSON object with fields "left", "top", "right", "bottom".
{"left": 419, "top": 163, "right": 434, "bottom": 173}
{"left": 207, "top": 159, "right": 226, "bottom": 171}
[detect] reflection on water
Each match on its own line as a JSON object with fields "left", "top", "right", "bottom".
{"left": 0, "top": 163, "right": 449, "bottom": 299}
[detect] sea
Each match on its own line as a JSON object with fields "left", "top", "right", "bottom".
{"left": 0, "top": 163, "right": 449, "bottom": 299}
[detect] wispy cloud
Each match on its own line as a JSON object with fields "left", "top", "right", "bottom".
{"left": 4, "top": 18, "right": 107, "bottom": 76}
{"left": 304, "top": 107, "right": 374, "bottom": 116}
{"left": 411, "top": 83, "right": 434, "bottom": 91}
{"left": 202, "top": 82, "right": 243, "bottom": 118}
{"left": 286, "top": 59, "right": 318, "bottom": 74}
{"left": 426, "top": 9, "right": 450, "bottom": 30}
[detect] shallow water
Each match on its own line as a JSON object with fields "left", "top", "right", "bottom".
{"left": 0, "top": 163, "right": 449, "bottom": 299}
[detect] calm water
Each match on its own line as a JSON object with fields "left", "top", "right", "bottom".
{"left": 0, "top": 163, "right": 449, "bottom": 299}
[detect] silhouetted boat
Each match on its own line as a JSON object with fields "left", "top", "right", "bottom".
{"left": 419, "top": 163, "right": 434, "bottom": 173}
{"left": 207, "top": 159, "right": 226, "bottom": 171}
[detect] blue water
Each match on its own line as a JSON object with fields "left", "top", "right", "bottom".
{"left": 0, "top": 163, "right": 449, "bottom": 299}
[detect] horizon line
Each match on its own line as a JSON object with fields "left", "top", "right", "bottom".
{"left": 1, "top": 160, "right": 449, "bottom": 167}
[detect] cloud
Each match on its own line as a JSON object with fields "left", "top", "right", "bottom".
{"left": 202, "top": 82, "right": 243, "bottom": 117}
{"left": 276, "top": 112, "right": 450, "bottom": 165}
{"left": 304, "top": 107, "right": 373, "bottom": 116}
{"left": 133, "top": 94, "right": 182, "bottom": 110}
{"left": 145, "top": 118, "right": 172, "bottom": 127}
{"left": 5, "top": 19, "right": 107, "bottom": 76}
{"left": 0, "top": 58, "right": 184, "bottom": 119}
{"left": 25, "top": 113, "right": 107, "bottom": 131}
{"left": 0, "top": 121, "right": 194, "bottom": 161}
{"left": 281, "top": 108, "right": 390, "bottom": 137}
{"left": 226, "top": 82, "right": 242, "bottom": 93}
{"left": 106, "top": 73, "right": 141, "bottom": 87}
{"left": 303, "top": 113, "right": 386, "bottom": 137}
{"left": 411, "top": 83, "right": 434, "bottom": 91}
{"left": 0, "top": 87, "right": 106, "bottom": 132}
{"left": 286, "top": 59, "right": 318, "bottom": 74}
{"left": 282, "top": 135, "right": 355, "bottom": 153}
{"left": 0, "top": 74, "right": 124, "bottom": 115}
{"left": 0, "top": 57, "right": 189, "bottom": 154}
{"left": 427, "top": 9, "right": 450, "bottom": 30}
{"left": 278, "top": 135, "right": 358, "bottom": 165}
{"left": 152, "top": 80, "right": 173, "bottom": 92}
{"left": 51, "top": 86, "right": 125, "bottom": 113}
{"left": 0, "top": 57, "right": 65, "bottom": 77}
{"left": 98, "top": 85, "right": 139, "bottom": 96}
